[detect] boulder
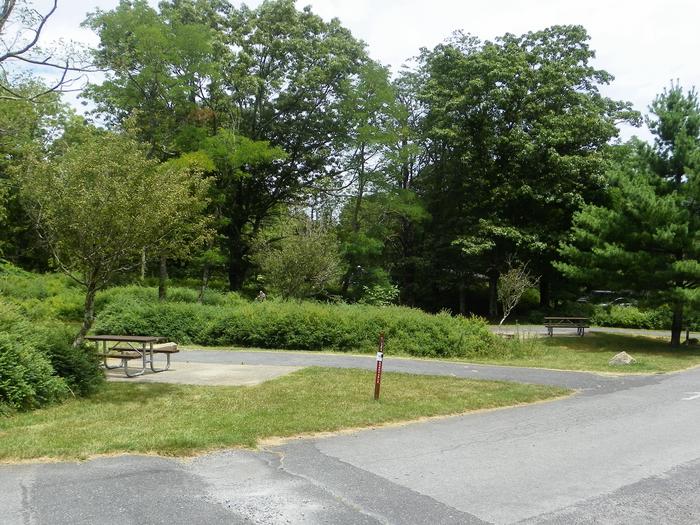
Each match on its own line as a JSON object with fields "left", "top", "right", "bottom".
{"left": 609, "top": 351, "right": 636, "bottom": 366}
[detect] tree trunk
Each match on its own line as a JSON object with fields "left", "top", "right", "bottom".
{"left": 198, "top": 263, "right": 210, "bottom": 304}
{"left": 158, "top": 255, "right": 168, "bottom": 301}
{"left": 228, "top": 243, "right": 249, "bottom": 291}
{"left": 73, "top": 287, "right": 97, "bottom": 348}
{"left": 140, "top": 247, "right": 146, "bottom": 281}
{"left": 458, "top": 282, "right": 466, "bottom": 316}
{"left": 671, "top": 302, "right": 683, "bottom": 347}
{"left": 352, "top": 143, "right": 365, "bottom": 232}
{"left": 488, "top": 273, "right": 499, "bottom": 320}
{"left": 340, "top": 268, "right": 353, "bottom": 295}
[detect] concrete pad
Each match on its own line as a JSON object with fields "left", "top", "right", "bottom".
{"left": 105, "top": 361, "right": 302, "bottom": 386}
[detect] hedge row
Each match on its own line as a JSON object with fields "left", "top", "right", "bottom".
{"left": 94, "top": 298, "right": 500, "bottom": 359}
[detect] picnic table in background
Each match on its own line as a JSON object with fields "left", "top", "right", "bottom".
{"left": 86, "top": 335, "right": 179, "bottom": 377}
{"left": 543, "top": 317, "right": 590, "bottom": 337}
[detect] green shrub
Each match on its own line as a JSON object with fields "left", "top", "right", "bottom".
{"left": 591, "top": 305, "right": 672, "bottom": 330}
{"left": 32, "top": 323, "right": 104, "bottom": 396}
{"left": 0, "top": 334, "right": 70, "bottom": 413}
{"left": 95, "top": 297, "right": 499, "bottom": 358}
{"left": 94, "top": 297, "right": 217, "bottom": 344}
{"left": 358, "top": 283, "right": 400, "bottom": 306}
{"left": 0, "top": 301, "right": 102, "bottom": 409}
{"left": 0, "top": 264, "right": 84, "bottom": 322}
{"left": 0, "top": 304, "right": 71, "bottom": 412}
{"left": 95, "top": 284, "right": 244, "bottom": 311}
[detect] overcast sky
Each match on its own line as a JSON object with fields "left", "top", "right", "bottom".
{"left": 28, "top": 0, "right": 700, "bottom": 141}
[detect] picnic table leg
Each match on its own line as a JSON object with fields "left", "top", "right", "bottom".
{"left": 123, "top": 343, "right": 147, "bottom": 377}
{"left": 100, "top": 340, "right": 125, "bottom": 370}
{"left": 149, "top": 342, "right": 172, "bottom": 373}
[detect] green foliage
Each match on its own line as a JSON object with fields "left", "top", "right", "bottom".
{"left": 591, "top": 305, "right": 674, "bottom": 330}
{"left": 94, "top": 297, "right": 212, "bottom": 345}
{"left": 95, "top": 292, "right": 499, "bottom": 358}
{"left": 358, "top": 283, "right": 400, "bottom": 306}
{"left": 18, "top": 131, "right": 211, "bottom": 291}
{"left": 0, "top": 333, "right": 68, "bottom": 413}
{"left": 0, "top": 263, "right": 105, "bottom": 405}
{"left": 558, "top": 83, "right": 700, "bottom": 344}
{"left": 253, "top": 216, "right": 343, "bottom": 299}
{"left": 85, "top": 0, "right": 373, "bottom": 290}
{"left": 96, "top": 284, "right": 244, "bottom": 309}
{"left": 0, "top": 75, "right": 70, "bottom": 266}
{"left": 418, "top": 25, "right": 638, "bottom": 315}
{"left": 0, "top": 262, "right": 84, "bottom": 321}
{"left": 0, "top": 303, "right": 70, "bottom": 412}
{"left": 16, "top": 130, "right": 212, "bottom": 343}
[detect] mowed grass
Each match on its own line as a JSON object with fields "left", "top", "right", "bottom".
{"left": 0, "top": 367, "right": 568, "bottom": 461}
{"left": 185, "top": 332, "right": 700, "bottom": 374}
{"left": 469, "top": 333, "right": 700, "bottom": 373}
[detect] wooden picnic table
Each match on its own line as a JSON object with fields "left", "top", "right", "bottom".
{"left": 543, "top": 317, "right": 590, "bottom": 337}
{"left": 86, "top": 335, "right": 178, "bottom": 377}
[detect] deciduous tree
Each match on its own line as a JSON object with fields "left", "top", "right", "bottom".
{"left": 18, "top": 131, "right": 211, "bottom": 345}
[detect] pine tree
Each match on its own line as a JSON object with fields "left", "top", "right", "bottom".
{"left": 558, "top": 83, "right": 700, "bottom": 346}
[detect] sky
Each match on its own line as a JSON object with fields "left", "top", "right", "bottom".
{"left": 22, "top": 0, "right": 700, "bottom": 141}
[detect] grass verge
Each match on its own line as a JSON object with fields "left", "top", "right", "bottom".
{"left": 0, "top": 367, "right": 568, "bottom": 461}
{"left": 184, "top": 332, "right": 700, "bottom": 374}
{"left": 469, "top": 333, "right": 700, "bottom": 373}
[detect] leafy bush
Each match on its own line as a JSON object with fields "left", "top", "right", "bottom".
{"left": 32, "top": 323, "right": 104, "bottom": 396}
{"left": 94, "top": 297, "right": 216, "bottom": 344}
{"left": 95, "top": 284, "right": 244, "bottom": 310}
{"left": 95, "top": 297, "right": 501, "bottom": 358}
{"left": 358, "top": 283, "right": 400, "bottom": 306}
{"left": 0, "top": 264, "right": 84, "bottom": 322}
{"left": 0, "top": 303, "right": 70, "bottom": 412}
{"left": 591, "top": 305, "right": 672, "bottom": 330}
{"left": 0, "top": 300, "right": 103, "bottom": 411}
{"left": 0, "top": 334, "right": 69, "bottom": 413}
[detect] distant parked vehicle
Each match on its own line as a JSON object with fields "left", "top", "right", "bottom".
{"left": 600, "top": 297, "right": 637, "bottom": 308}
{"left": 576, "top": 290, "right": 615, "bottom": 304}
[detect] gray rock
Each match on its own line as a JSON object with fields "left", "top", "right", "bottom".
{"left": 609, "top": 351, "right": 636, "bottom": 366}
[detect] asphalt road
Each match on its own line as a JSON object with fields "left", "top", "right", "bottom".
{"left": 4, "top": 349, "right": 700, "bottom": 524}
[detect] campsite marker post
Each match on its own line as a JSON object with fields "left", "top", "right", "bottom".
{"left": 374, "top": 333, "right": 384, "bottom": 401}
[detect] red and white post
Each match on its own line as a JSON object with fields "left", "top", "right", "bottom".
{"left": 374, "top": 333, "right": 385, "bottom": 401}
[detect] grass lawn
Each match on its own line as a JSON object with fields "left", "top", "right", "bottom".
{"left": 468, "top": 332, "right": 700, "bottom": 373}
{"left": 185, "top": 332, "right": 700, "bottom": 374}
{"left": 0, "top": 367, "right": 568, "bottom": 462}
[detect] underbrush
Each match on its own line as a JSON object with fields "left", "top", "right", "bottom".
{"left": 95, "top": 298, "right": 506, "bottom": 359}
{"left": 0, "top": 301, "right": 103, "bottom": 413}
{"left": 0, "top": 261, "right": 245, "bottom": 324}
{"left": 591, "top": 305, "right": 674, "bottom": 330}
{"left": 526, "top": 302, "right": 698, "bottom": 331}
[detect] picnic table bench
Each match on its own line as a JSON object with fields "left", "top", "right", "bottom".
{"left": 544, "top": 317, "right": 589, "bottom": 337}
{"left": 86, "top": 335, "right": 179, "bottom": 377}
